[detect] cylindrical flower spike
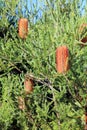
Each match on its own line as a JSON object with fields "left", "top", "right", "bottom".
{"left": 18, "top": 96, "right": 25, "bottom": 110}
{"left": 56, "top": 45, "right": 69, "bottom": 74}
{"left": 18, "top": 18, "right": 28, "bottom": 39}
{"left": 24, "top": 74, "right": 33, "bottom": 94}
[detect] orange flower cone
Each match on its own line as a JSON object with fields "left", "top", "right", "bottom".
{"left": 18, "top": 18, "right": 28, "bottom": 39}
{"left": 18, "top": 96, "right": 25, "bottom": 110}
{"left": 56, "top": 45, "right": 69, "bottom": 74}
{"left": 24, "top": 75, "right": 33, "bottom": 94}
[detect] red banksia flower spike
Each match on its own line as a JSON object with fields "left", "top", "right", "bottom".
{"left": 56, "top": 45, "right": 69, "bottom": 74}
{"left": 24, "top": 74, "right": 33, "bottom": 94}
{"left": 18, "top": 18, "right": 28, "bottom": 39}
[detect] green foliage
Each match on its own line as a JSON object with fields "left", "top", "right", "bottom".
{"left": 0, "top": 0, "right": 87, "bottom": 130}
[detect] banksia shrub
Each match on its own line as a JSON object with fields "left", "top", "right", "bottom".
{"left": 18, "top": 18, "right": 28, "bottom": 39}
{"left": 24, "top": 74, "right": 33, "bottom": 94}
{"left": 56, "top": 45, "right": 69, "bottom": 73}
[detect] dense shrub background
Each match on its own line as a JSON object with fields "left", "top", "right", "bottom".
{"left": 0, "top": 0, "right": 87, "bottom": 130}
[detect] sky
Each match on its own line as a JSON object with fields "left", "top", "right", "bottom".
{"left": 1, "top": 0, "right": 86, "bottom": 23}
{"left": 26, "top": 0, "right": 86, "bottom": 15}
{"left": 81, "top": 0, "right": 86, "bottom": 15}
{"left": 19, "top": 0, "right": 44, "bottom": 23}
